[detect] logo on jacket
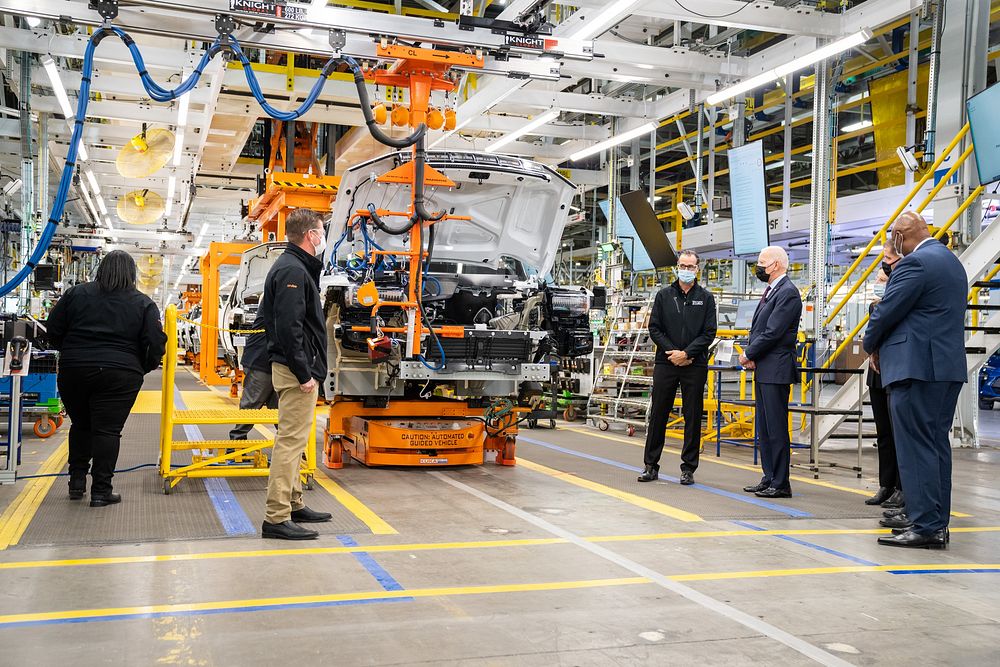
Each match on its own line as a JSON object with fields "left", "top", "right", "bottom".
{"left": 286, "top": 283, "right": 298, "bottom": 289}
{"left": 692, "top": 300, "right": 704, "bottom": 305}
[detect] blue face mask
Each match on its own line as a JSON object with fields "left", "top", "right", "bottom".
{"left": 873, "top": 283, "right": 886, "bottom": 298}
{"left": 678, "top": 269, "right": 697, "bottom": 284}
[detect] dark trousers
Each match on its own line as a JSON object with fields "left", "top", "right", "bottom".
{"left": 643, "top": 363, "right": 708, "bottom": 474}
{"left": 887, "top": 380, "right": 961, "bottom": 534}
{"left": 58, "top": 366, "right": 143, "bottom": 496}
{"left": 755, "top": 382, "right": 792, "bottom": 492}
{"left": 869, "top": 382, "right": 900, "bottom": 491}
{"left": 229, "top": 367, "right": 278, "bottom": 440}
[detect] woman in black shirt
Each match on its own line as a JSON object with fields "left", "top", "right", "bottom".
{"left": 47, "top": 251, "right": 167, "bottom": 506}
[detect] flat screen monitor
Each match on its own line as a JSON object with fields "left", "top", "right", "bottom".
{"left": 727, "top": 140, "right": 770, "bottom": 257}
{"left": 967, "top": 82, "right": 1000, "bottom": 185}
{"left": 619, "top": 190, "right": 678, "bottom": 268}
{"left": 598, "top": 198, "right": 653, "bottom": 271}
{"left": 734, "top": 299, "right": 759, "bottom": 329}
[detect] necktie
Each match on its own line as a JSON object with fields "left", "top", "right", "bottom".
{"left": 761, "top": 285, "right": 772, "bottom": 303}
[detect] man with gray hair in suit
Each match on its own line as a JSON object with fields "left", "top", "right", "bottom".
{"left": 740, "top": 246, "right": 802, "bottom": 499}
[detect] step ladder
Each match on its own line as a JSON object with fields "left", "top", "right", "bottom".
{"left": 159, "top": 304, "right": 316, "bottom": 494}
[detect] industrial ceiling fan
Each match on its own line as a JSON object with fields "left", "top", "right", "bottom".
{"left": 117, "top": 189, "right": 166, "bottom": 225}
{"left": 115, "top": 125, "right": 174, "bottom": 179}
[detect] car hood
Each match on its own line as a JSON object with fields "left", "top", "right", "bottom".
{"left": 327, "top": 151, "right": 576, "bottom": 276}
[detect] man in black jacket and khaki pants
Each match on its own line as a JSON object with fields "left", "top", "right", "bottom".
{"left": 639, "top": 249, "right": 718, "bottom": 485}
{"left": 259, "top": 208, "right": 333, "bottom": 540}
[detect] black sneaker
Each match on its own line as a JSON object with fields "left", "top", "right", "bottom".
{"left": 290, "top": 506, "right": 333, "bottom": 523}
{"left": 679, "top": 472, "right": 695, "bottom": 485}
{"left": 262, "top": 520, "right": 319, "bottom": 540}
{"left": 637, "top": 465, "right": 658, "bottom": 482}
{"left": 90, "top": 493, "right": 121, "bottom": 507}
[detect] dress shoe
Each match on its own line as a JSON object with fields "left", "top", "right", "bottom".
{"left": 881, "top": 489, "right": 905, "bottom": 509}
{"left": 892, "top": 527, "right": 950, "bottom": 543}
{"left": 743, "top": 481, "right": 769, "bottom": 493}
{"left": 877, "top": 529, "right": 946, "bottom": 549}
{"left": 883, "top": 507, "right": 906, "bottom": 518}
{"left": 637, "top": 465, "right": 658, "bottom": 483}
{"left": 68, "top": 477, "right": 86, "bottom": 500}
{"left": 679, "top": 471, "right": 694, "bottom": 485}
{"left": 90, "top": 493, "right": 121, "bottom": 507}
{"left": 879, "top": 513, "right": 912, "bottom": 529}
{"left": 865, "top": 487, "right": 892, "bottom": 505}
{"left": 261, "top": 520, "right": 319, "bottom": 540}
{"left": 755, "top": 487, "right": 792, "bottom": 499}
{"left": 290, "top": 506, "right": 333, "bottom": 523}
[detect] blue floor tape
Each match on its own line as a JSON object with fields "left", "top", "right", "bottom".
{"left": 517, "top": 435, "right": 813, "bottom": 518}
{"left": 731, "top": 520, "right": 881, "bottom": 566}
{"left": 173, "top": 387, "right": 256, "bottom": 537}
{"left": 337, "top": 535, "right": 408, "bottom": 593}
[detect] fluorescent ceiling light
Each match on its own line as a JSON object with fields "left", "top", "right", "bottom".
{"left": 84, "top": 169, "right": 100, "bottom": 196}
{"left": 635, "top": 64, "right": 655, "bottom": 70}
{"left": 77, "top": 143, "right": 88, "bottom": 162}
{"left": 176, "top": 88, "right": 190, "bottom": 128}
{"left": 78, "top": 181, "right": 99, "bottom": 223}
{"left": 96, "top": 196, "right": 107, "bottom": 216}
{"left": 841, "top": 120, "right": 873, "bottom": 133}
{"left": 42, "top": 56, "right": 74, "bottom": 120}
{"left": 486, "top": 109, "right": 560, "bottom": 153}
{"left": 173, "top": 130, "right": 185, "bottom": 167}
{"left": 25, "top": 16, "right": 41, "bottom": 28}
{"left": 566, "top": 0, "right": 642, "bottom": 41}
{"left": 569, "top": 121, "right": 657, "bottom": 162}
{"left": 706, "top": 29, "right": 872, "bottom": 107}
{"left": 774, "top": 30, "right": 873, "bottom": 77}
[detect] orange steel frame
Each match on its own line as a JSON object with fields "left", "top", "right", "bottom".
{"left": 247, "top": 171, "right": 340, "bottom": 243}
{"left": 198, "top": 241, "right": 256, "bottom": 386}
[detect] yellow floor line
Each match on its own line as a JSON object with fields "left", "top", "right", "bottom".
{"left": 0, "top": 577, "right": 650, "bottom": 626}
{"left": 4, "top": 562, "right": 1000, "bottom": 626}
{"left": 517, "top": 458, "right": 702, "bottom": 522}
{"left": 562, "top": 426, "right": 972, "bottom": 518}
{"left": 201, "top": 381, "right": 395, "bottom": 534}
{"left": 0, "top": 438, "right": 69, "bottom": 550}
{"left": 312, "top": 473, "right": 398, "bottom": 535}
{"left": 2, "top": 526, "right": 999, "bottom": 571}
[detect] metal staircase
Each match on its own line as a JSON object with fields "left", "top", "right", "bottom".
{"left": 815, "top": 217, "right": 1000, "bottom": 445}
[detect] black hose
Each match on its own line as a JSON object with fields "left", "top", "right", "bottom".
{"left": 413, "top": 135, "right": 446, "bottom": 222}
{"left": 368, "top": 203, "right": 417, "bottom": 235}
{"left": 349, "top": 66, "right": 427, "bottom": 149}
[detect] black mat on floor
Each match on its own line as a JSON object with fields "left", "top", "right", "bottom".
{"left": 15, "top": 376, "right": 369, "bottom": 548}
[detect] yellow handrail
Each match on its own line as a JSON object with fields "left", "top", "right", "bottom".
{"left": 822, "top": 183, "right": 985, "bottom": 369}
{"left": 823, "top": 141, "right": 975, "bottom": 327}
{"left": 825, "top": 122, "right": 970, "bottom": 305}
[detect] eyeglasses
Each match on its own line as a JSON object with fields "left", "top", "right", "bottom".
{"left": 677, "top": 263, "right": 698, "bottom": 271}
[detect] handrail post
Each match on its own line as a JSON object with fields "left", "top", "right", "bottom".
{"left": 161, "top": 304, "right": 178, "bottom": 477}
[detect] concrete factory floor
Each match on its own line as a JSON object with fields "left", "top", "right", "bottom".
{"left": 0, "top": 369, "right": 998, "bottom": 666}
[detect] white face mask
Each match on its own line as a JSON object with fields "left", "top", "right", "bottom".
{"left": 311, "top": 228, "right": 327, "bottom": 256}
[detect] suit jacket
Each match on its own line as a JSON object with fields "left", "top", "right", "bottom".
{"left": 863, "top": 239, "right": 967, "bottom": 387}
{"left": 745, "top": 276, "right": 802, "bottom": 385}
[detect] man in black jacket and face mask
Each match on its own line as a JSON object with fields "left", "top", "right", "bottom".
{"left": 639, "top": 250, "right": 718, "bottom": 485}
{"left": 258, "top": 208, "right": 332, "bottom": 540}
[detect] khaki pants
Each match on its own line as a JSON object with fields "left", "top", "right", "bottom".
{"left": 265, "top": 362, "right": 318, "bottom": 524}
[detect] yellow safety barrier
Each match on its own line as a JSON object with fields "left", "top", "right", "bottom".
{"left": 177, "top": 314, "right": 265, "bottom": 335}
{"left": 825, "top": 124, "right": 970, "bottom": 302}
{"left": 160, "top": 304, "right": 316, "bottom": 494}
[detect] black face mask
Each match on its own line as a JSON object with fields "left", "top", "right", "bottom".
{"left": 881, "top": 261, "right": 893, "bottom": 277}
{"left": 754, "top": 264, "right": 771, "bottom": 283}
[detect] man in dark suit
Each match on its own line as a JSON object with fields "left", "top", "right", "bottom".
{"left": 739, "top": 246, "right": 802, "bottom": 499}
{"left": 863, "top": 211, "right": 966, "bottom": 549}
